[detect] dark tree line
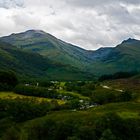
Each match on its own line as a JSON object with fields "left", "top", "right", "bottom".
{"left": 14, "top": 85, "right": 80, "bottom": 100}
{"left": 65, "top": 81, "right": 95, "bottom": 96}
{"left": 99, "top": 71, "right": 137, "bottom": 81}
{"left": 91, "top": 90, "right": 133, "bottom": 105}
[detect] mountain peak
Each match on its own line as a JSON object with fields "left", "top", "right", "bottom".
{"left": 122, "top": 38, "right": 139, "bottom": 44}
{"left": 11, "top": 29, "right": 48, "bottom": 39}
{"left": 25, "top": 29, "right": 46, "bottom": 34}
{"left": 10, "top": 29, "right": 47, "bottom": 37}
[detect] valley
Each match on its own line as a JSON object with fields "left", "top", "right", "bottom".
{"left": 0, "top": 30, "right": 140, "bottom": 140}
{"left": 0, "top": 74, "right": 140, "bottom": 140}
{"left": 1, "top": 0, "right": 140, "bottom": 139}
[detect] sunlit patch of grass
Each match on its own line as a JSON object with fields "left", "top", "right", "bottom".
{"left": 88, "top": 102, "right": 140, "bottom": 119}
{"left": 0, "top": 92, "right": 65, "bottom": 105}
{"left": 118, "top": 112, "right": 139, "bottom": 119}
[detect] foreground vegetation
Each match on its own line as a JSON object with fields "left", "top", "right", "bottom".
{"left": 1, "top": 102, "right": 140, "bottom": 140}
{"left": 0, "top": 71, "right": 140, "bottom": 140}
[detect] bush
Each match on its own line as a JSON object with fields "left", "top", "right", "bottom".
{"left": 0, "top": 71, "right": 18, "bottom": 91}
{"left": 14, "top": 85, "right": 58, "bottom": 99}
{"left": 99, "top": 129, "right": 117, "bottom": 140}
{"left": 91, "top": 89, "right": 133, "bottom": 105}
{"left": 14, "top": 85, "right": 80, "bottom": 100}
{"left": 1, "top": 126, "right": 20, "bottom": 140}
{"left": 0, "top": 98, "right": 59, "bottom": 122}
{"left": 119, "top": 90, "right": 132, "bottom": 102}
{"left": 65, "top": 82, "right": 95, "bottom": 97}
{"left": 91, "top": 89, "right": 118, "bottom": 104}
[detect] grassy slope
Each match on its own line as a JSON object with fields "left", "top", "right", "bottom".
{"left": 1, "top": 102, "right": 138, "bottom": 140}
{"left": 89, "top": 40, "right": 140, "bottom": 75}
{"left": 21, "top": 102, "right": 140, "bottom": 136}
{"left": 0, "top": 92, "right": 65, "bottom": 104}
{"left": 1, "top": 30, "right": 91, "bottom": 69}
{"left": 0, "top": 41, "right": 93, "bottom": 80}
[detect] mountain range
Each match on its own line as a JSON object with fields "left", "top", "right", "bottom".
{"left": 0, "top": 30, "right": 140, "bottom": 80}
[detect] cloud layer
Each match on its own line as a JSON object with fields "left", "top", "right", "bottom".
{"left": 0, "top": 0, "right": 140, "bottom": 50}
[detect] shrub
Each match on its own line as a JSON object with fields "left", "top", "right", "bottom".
{"left": 0, "top": 98, "right": 59, "bottom": 122}
{"left": 0, "top": 71, "right": 18, "bottom": 91}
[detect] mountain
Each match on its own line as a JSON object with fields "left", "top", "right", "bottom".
{"left": 87, "top": 47, "right": 113, "bottom": 60}
{"left": 0, "top": 41, "right": 93, "bottom": 81}
{"left": 1, "top": 30, "right": 140, "bottom": 76}
{"left": 90, "top": 38, "right": 140, "bottom": 75}
{"left": 1, "top": 30, "right": 92, "bottom": 70}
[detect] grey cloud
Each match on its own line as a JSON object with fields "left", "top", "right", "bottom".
{"left": 0, "top": 0, "right": 24, "bottom": 9}
{"left": 12, "top": 12, "right": 41, "bottom": 28}
{"left": 66, "top": 0, "right": 140, "bottom": 7}
{"left": 0, "top": 0, "right": 140, "bottom": 50}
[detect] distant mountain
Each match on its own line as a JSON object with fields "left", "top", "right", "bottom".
{"left": 90, "top": 38, "right": 140, "bottom": 75}
{"left": 0, "top": 41, "right": 93, "bottom": 81}
{"left": 1, "top": 30, "right": 140, "bottom": 76}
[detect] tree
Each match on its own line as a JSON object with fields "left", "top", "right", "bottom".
{"left": 66, "top": 99, "right": 81, "bottom": 109}
{"left": 95, "top": 113, "right": 123, "bottom": 138}
{"left": 0, "top": 70, "right": 18, "bottom": 90}
{"left": 2, "top": 126, "right": 20, "bottom": 140}
{"left": 119, "top": 90, "right": 132, "bottom": 102}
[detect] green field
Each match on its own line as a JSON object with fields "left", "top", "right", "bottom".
{"left": 0, "top": 92, "right": 65, "bottom": 104}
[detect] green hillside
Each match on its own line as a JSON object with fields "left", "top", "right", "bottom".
{"left": 1, "top": 30, "right": 92, "bottom": 70}
{"left": 0, "top": 41, "right": 93, "bottom": 81}
{"left": 90, "top": 38, "right": 140, "bottom": 75}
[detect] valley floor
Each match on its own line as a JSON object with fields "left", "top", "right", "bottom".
{"left": 0, "top": 78, "right": 140, "bottom": 140}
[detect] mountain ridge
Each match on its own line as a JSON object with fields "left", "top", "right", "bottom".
{"left": 0, "top": 29, "right": 140, "bottom": 77}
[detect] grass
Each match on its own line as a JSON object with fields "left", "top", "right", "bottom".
{"left": 24, "top": 101, "right": 140, "bottom": 125}
{"left": 0, "top": 92, "right": 65, "bottom": 105}
{"left": 1, "top": 91, "right": 139, "bottom": 139}
{"left": 58, "top": 90, "right": 90, "bottom": 100}
{"left": 19, "top": 101, "right": 140, "bottom": 137}
{"left": 118, "top": 112, "right": 139, "bottom": 119}
{"left": 88, "top": 102, "right": 140, "bottom": 119}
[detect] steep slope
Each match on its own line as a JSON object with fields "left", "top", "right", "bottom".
{"left": 105, "top": 38, "right": 140, "bottom": 70}
{"left": 90, "top": 38, "right": 140, "bottom": 75}
{"left": 87, "top": 47, "right": 113, "bottom": 60}
{"left": 1, "top": 30, "right": 91, "bottom": 69}
{"left": 0, "top": 41, "right": 93, "bottom": 80}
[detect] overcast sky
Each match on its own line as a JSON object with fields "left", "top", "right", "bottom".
{"left": 0, "top": 0, "right": 140, "bottom": 50}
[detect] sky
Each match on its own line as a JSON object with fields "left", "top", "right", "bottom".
{"left": 0, "top": 0, "right": 140, "bottom": 50}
